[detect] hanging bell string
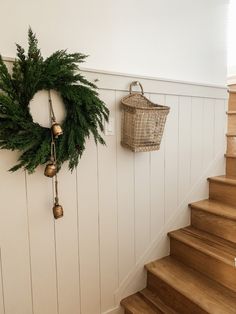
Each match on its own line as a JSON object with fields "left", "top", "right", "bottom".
{"left": 48, "top": 89, "right": 63, "bottom": 138}
{"left": 48, "top": 89, "right": 56, "bottom": 122}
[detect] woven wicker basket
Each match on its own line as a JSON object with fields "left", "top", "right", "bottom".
{"left": 121, "top": 81, "right": 170, "bottom": 152}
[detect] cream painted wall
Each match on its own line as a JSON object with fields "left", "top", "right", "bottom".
{"left": 0, "top": 64, "right": 228, "bottom": 314}
{"left": 0, "top": 1, "right": 229, "bottom": 313}
{"left": 0, "top": 0, "right": 228, "bottom": 85}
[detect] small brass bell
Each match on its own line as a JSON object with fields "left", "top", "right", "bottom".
{"left": 53, "top": 203, "right": 64, "bottom": 219}
{"left": 51, "top": 122, "right": 63, "bottom": 138}
{"left": 44, "top": 162, "right": 57, "bottom": 178}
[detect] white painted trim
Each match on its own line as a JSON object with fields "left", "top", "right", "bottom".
{"left": 102, "top": 305, "right": 123, "bottom": 314}
{"left": 114, "top": 151, "right": 225, "bottom": 303}
{"left": 2, "top": 56, "right": 227, "bottom": 99}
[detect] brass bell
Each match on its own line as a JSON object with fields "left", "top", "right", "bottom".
{"left": 44, "top": 162, "right": 57, "bottom": 177}
{"left": 53, "top": 203, "right": 64, "bottom": 219}
{"left": 51, "top": 122, "right": 63, "bottom": 138}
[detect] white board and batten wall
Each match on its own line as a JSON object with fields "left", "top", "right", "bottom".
{"left": 0, "top": 63, "right": 227, "bottom": 314}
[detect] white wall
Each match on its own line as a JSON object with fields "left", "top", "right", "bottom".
{"left": 0, "top": 64, "right": 227, "bottom": 314}
{"left": 0, "top": 0, "right": 228, "bottom": 85}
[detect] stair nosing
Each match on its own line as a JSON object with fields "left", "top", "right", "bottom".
{"left": 189, "top": 199, "right": 236, "bottom": 221}
{"left": 208, "top": 175, "right": 236, "bottom": 186}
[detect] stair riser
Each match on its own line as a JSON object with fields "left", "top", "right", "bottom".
{"left": 170, "top": 238, "right": 236, "bottom": 292}
{"left": 227, "top": 136, "right": 236, "bottom": 155}
{"left": 147, "top": 272, "right": 207, "bottom": 314}
{"left": 228, "top": 115, "right": 236, "bottom": 134}
{"left": 226, "top": 157, "right": 236, "bottom": 176}
{"left": 228, "top": 93, "right": 236, "bottom": 111}
{"left": 209, "top": 181, "right": 236, "bottom": 206}
{"left": 191, "top": 209, "right": 236, "bottom": 243}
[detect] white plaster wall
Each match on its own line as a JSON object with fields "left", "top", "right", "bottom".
{"left": 0, "top": 0, "right": 228, "bottom": 85}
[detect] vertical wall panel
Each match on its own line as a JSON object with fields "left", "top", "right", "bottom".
{"left": 54, "top": 167, "right": 80, "bottom": 314}
{"left": 203, "top": 98, "right": 215, "bottom": 169}
{"left": 134, "top": 93, "right": 151, "bottom": 260}
{"left": 116, "top": 91, "right": 135, "bottom": 285}
{"left": 0, "top": 151, "right": 32, "bottom": 314}
{"left": 190, "top": 97, "right": 204, "bottom": 185}
{"left": 98, "top": 90, "right": 119, "bottom": 313}
{"left": 214, "top": 99, "right": 227, "bottom": 156}
{"left": 26, "top": 170, "right": 58, "bottom": 314}
{"left": 134, "top": 152, "right": 150, "bottom": 261}
{"left": 149, "top": 94, "right": 165, "bottom": 240}
{"left": 178, "top": 96, "right": 192, "bottom": 204}
{"left": 77, "top": 140, "right": 101, "bottom": 314}
{"left": 0, "top": 250, "right": 5, "bottom": 314}
{"left": 0, "top": 65, "right": 227, "bottom": 314}
{"left": 164, "top": 95, "right": 179, "bottom": 220}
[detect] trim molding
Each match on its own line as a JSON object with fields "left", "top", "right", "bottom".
{"left": 3, "top": 56, "right": 227, "bottom": 99}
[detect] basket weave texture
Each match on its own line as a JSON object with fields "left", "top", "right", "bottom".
{"left": 121, "top": 86, "right": 170, "bottom": 152}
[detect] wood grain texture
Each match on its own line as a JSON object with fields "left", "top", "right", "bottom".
{"left": 226, "top": 135, "right": 236, "bottom": 155}
{"left": 191, "top": 209, "right": 236, "bottom": 243}
{"left": 228, "top": 115, "right": 236, "bottom": 134}
{"left": 169, "top": 227, "right": 236, "bottom": 291}
{"left": 226, "top": 156, "right": 236, "bottom": 176}
{"left": 209, "top": 176, "right": 236, "bottom": 206}
{"left": 146, "top": 257, "right": 236, "bottom": 314}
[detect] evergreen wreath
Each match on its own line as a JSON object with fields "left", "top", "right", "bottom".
{"left": 0, "top": 28, "right": 109, "bottom": 173}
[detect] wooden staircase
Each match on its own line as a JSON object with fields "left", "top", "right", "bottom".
{"left": 121, "top": 87, "right": 236, "bottom": 313}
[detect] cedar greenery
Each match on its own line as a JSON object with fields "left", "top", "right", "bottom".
{"left": 0, "top": 28, "right": 109, "bottom": 173}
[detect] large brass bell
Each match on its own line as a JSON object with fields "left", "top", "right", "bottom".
{"left": 53, "top": 203, "right": 64, "bottom": 219}
{"left": 51, "top": 122, "right": 63, "bottom": 138}
{"left": 44, "top": 162, "right": 57, "bottom": 178}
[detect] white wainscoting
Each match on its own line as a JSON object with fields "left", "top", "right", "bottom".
{"left": 0, "top": 64, "right": 227, "bottom": 314}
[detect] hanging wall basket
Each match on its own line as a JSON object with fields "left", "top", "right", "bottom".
{"left": 121, "top": 81, "right": 170, "bottom": 152}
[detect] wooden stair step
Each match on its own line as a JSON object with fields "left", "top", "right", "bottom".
{"left": 121, "top": 292, "right": 164, "bottom": 314}
{"left": 208, "top": 175, "right": 236, "bottom": 206}
{"left": 169, "top": 227, "right": 236, "bottom": 291}
{"left": 208, "top": 175, "right": 236, "bottom": 186}
{"left": 140, "top": 288, "right": 178, "bottom": 313}
{"left": 190, "top": 199, "right": 236, "bottom": 221}
{"left": 190, "top": 200, "right": 236, "bottom": 243}
{"left": 146, "top": 256, "right": 236, "bottom": 314}
{"left": 169, "top": 226, "right": 236, "bottom": 267}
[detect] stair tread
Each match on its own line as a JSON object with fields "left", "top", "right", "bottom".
{"left": 168, "top": 226, "right": 236, "bottom": 267}
{"left": 139, "top": 288, "right": 178, "bottom": 314}
{"left": 146, "top": 256, "right": 236, "bottom": 313}
{"left": 190, "top": 199, "right": 236, "bottom": 220}
{"left": 208, "top": 175, "right": 236, "bottom": 186}
{"left": 121, "top": 292, "right": 162, "bottom": 313}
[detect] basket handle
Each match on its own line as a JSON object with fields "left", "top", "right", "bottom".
{"left": 129, "top": 81, "right": 144, "bottom": 95}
